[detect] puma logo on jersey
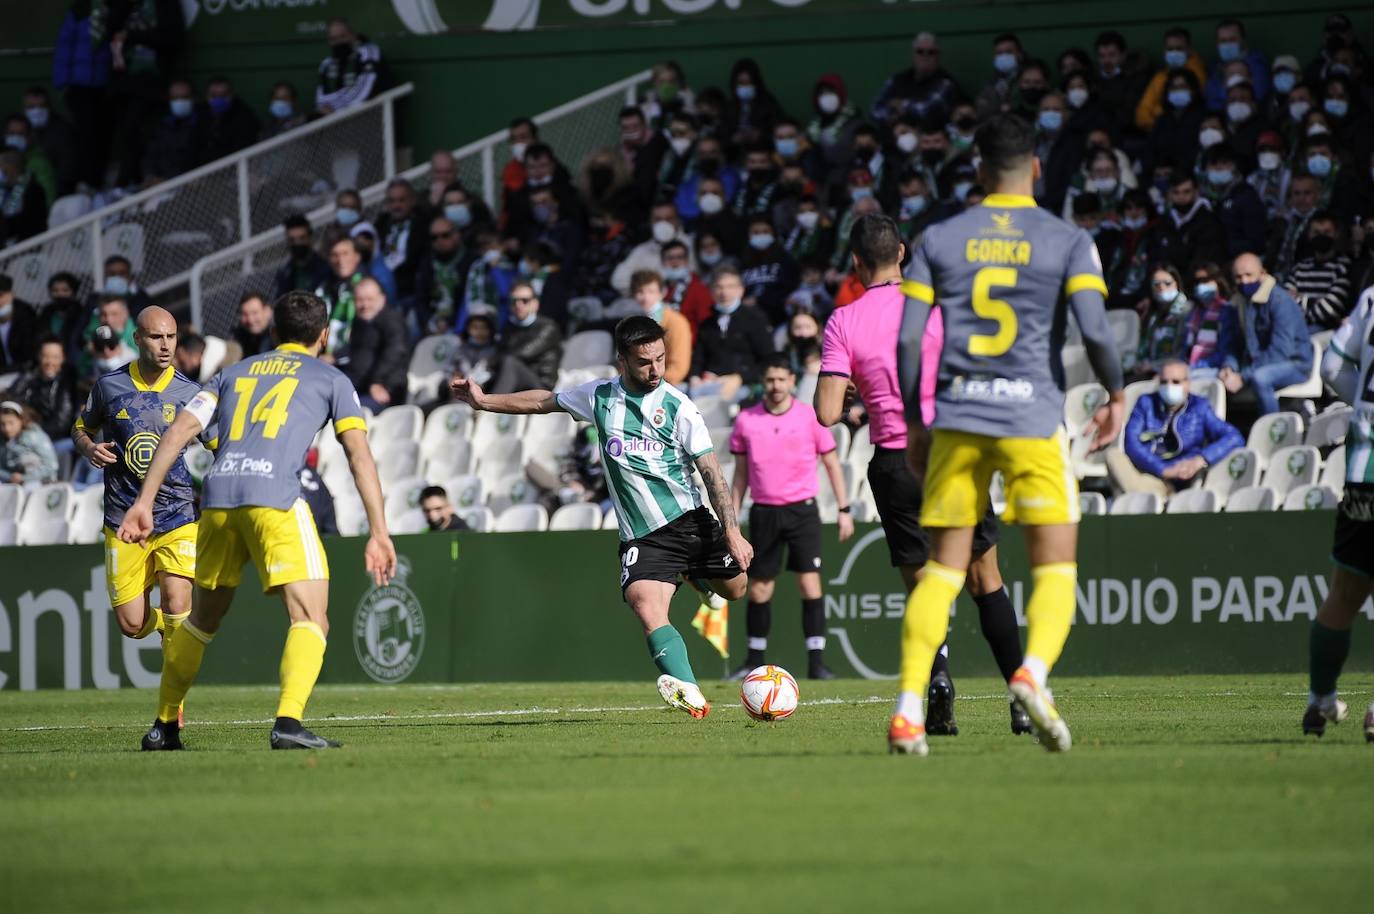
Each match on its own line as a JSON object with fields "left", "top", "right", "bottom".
{"left": 115, "top": 408, "right": 131, "bottom": 419}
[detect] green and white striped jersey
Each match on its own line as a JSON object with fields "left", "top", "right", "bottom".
{"left": 1329, "top": 286, "right": 1374, "bottom": 483}
{"left": 556, "top": 378, "right": 713, "bottom": 541}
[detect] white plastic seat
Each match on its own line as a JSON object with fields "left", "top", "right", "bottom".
{"left": 1122, "top": 379, "right": 1158, "bottom": 423}
{"left": 1320, "top": 446, "right": 1345, "bottom": 496}
{"left": 471, "top": 411, "right": 528, "bottom": 454}
{"left": 1105, "top": 310, "right": 1141, "bottom": 362}
{"left": 1166, "top": 488, "right": 1219, "bottom": 514}
{"left": 1262, "top": 445, "right": 1321, "bottom": 499}
{"left": 1274, "top": 340, "right": 1324, "bottom": 399}
{"left": 829, "top": 422, "right": 851, "bottom": 460}
{"left": 442, "top": 474, "right": 484, "bottom": 510}
{"left": 524, "top": 411, "right": 576, "bottom": 443}
{"left": 407, "top": 334, "right": 459, "bottom": 405}
{"left": 106, "top": 223, "right": 146, "bottom": 274}
{"left": 67, "top": 486, "right": 105, "bottom": 544}
{"left": 200, "top": 335, "right": 228, "bottom": 381}
{"left": 390, "top": 512, "right": 427, "bottom": 534}
{"left": 989, "top": 470, "right": 1008, "bottom": 515}
{"left": 19, "top": 519, "right": 69, "bottom": 545}
{"left": 458, "top": 506, "right": 496, "bottom": 531}
{"left": 523, "top": 434, "right": 569, "bottom": 476}
{"left": 848, "top": 423, "right": 875, "bottom": 468}
{"left": 1078, "top": 491, "right": 1108, "bottom": 515}
{"left": 48, "top": 193, "right": 92, "bottom": 227}
{"left": 19, "top": 483, "right": 71, "bottom": 529}
{"left": 0, "top": 483, "right": 22, "bottom": 521}
{"left": 422, "top": 403, "right": 475, "bottom": 453}
{"left": 369, "top": 404, "right": 424, "bottom": 444}
{"left": 1305, "top": 405, "right": 1352, "bottom": 450}
{"left": 852, "top": 480, "right": 878, "bottom": 522}
{"left": 601, "top": 507, "right": 619, "bottom": 531}
{"left": 1224, "top": 485, "right": 1279, "bottom": 512}
{"left": 1282, "top": 484, "right": 1339, "bottom": 511}
{"left": 1247, "top": 412, "right": 1305, "bottom": 466}
{"left": 474, "top": 438, "right": 524, "bottom": 493}
{"left": 372, "top": 440, "right": 420, "bottom": 486}
{"left": 486, "top": 472, "right": 541, "bottom": 514}
{"left": 382, "top": 476, "right": 428, "bottom": 529}
{"left": 332, "top": 496, "right": 368, "bottom": 536}
{"left": 559, "top": 330, "right": 614, "bottom": 370}
{"left": 1060, "top": 344, "right": 1092, "bottom": 388}
{"left": 549, "top": 503, "right": 604, "bottom": 531}
{"left": 692, "top": 395, "right": 732, "bottom": 429}
{"left": 421, "top": 435, "right": 472, "bottom": 482}
{"left": 494, "top": 503, "right": 549, "bottom": 532}
{"left": 709, "top": 426, "right": 733, "bottom": 459}
{"left": 7, "top": 252, "right": 47, "bottom": 304}
{"left": 0, "top": 519, "right": 16, "bottom": 546}
{"left": 1064, "top": 383, "right": 1108, "bottom": 433}
{"left": 1202, "top": 447, "right": 1260, "bottom": 506}
{"left": 1191, "top": 376, "right": 1226, "bottom": 420}
{"left": 1109, "top": 491, "right": 1163, "bottom": 515}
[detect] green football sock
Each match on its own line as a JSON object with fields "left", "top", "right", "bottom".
{"left": 647, "top": 625, "right": 696, "bottom": 684}
{"left": 1309, "top": 621, "right": 1352, "bottom": 697}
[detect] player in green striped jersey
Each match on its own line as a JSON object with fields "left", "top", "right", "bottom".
{"left": 451, "top": 315, "right": 752, "bottom": 717}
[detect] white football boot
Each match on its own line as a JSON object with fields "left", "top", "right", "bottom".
{"left": 657, "top": 675, "right": 711, "bottom": 719}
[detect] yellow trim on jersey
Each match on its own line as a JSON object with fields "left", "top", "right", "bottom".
{"left": 334, "top": 416, "right": 366, "bottom": 436}
{"left": 74, "top": 416, "right": 91, "bottom": 433}
{"left": 981, "top": 193, "right": 1038, "bottom": 209}
{"left": 1065, "top": 273, "right": 1109, "bottom": 297}
{"left": 205, "top": 437, "right": 219, "bottom": 451}
{"left": 901, "top": 280, "right": 935, "bottom": 304}
{"left": 276, "top": 343, "right": 313, "bottom": 356}
{"left": 129, "top": 362, "right": 175, "bottom": 393}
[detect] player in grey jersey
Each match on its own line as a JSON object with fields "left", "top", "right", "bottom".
{"left": 452, "top": 315, "right": 752, "bottom": 718}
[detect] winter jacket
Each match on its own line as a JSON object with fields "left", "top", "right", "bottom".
{"left": 1124, "top": 392, "right": 1244, "bottom": 478}
{"left": 1205, "top": 49, "right": 1271, "bottom": 111}
{"left": 1146, "top": 199, "right": 1227, "bottom": 275}
{"left": 0, "top": 425, "right": 59, "bottom": 484}
{"left": 273, "top": 252, "right": 333, "bottom": 302}
{"left": 1228, "top": 276, "right": 1312, "bottom": 373}
{"left": 13, "top": 366, "right": 77, "bottom": 442}
{"left": 52, "top": 7, "right": 112, "bottom": 89}
{"left": 499, "top": 316, "right": 563, "bottom": 389}
{"left": 690, "top": 304, "right": 774, "bottom": 384}
{"left": 344, "top": 307, "right": 410, "bottom": 405}
{"left": 1134, "top": 51, "right": 1209, "bottom": 131}
{"left": 1211, "top": 179, "right": 1268, "bottom": 260}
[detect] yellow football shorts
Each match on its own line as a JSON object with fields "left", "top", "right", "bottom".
{"left": 195, "top": 499, "right": 329, "bottom": 592}
{"left": 104, "top": 522, "right": 198, "bottom": 607}
{"left": 920, "top": 427, "right": 1080, "bottom": 528}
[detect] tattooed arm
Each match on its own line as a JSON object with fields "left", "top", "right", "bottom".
{"left": 695, "top": 449, "right": 753, "bottom": 571}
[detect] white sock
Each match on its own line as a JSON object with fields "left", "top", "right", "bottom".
{"left": 805, "top": 636, "right": 825, "bottom": 651}
{"left": 895, "top": 691, "right": 923, "bottom": 722}
{"left": 747, "top": 637, "right": 767, "bottom": 651}
{"left": 939, "top": 643, "right": 949, "bottom": 658}
{"left": 1310, "top": 690, "right": 1337, "bottom": 707}
{"left": 707, "top": 591, "right": 727, "bottom": 610}
{"left": 1022, "top": 656, "right": 1049, "bottom": 688}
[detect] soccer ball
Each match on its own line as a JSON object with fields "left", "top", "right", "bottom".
{"left": 740, "top": 665, "right": 800, "bottom": 721}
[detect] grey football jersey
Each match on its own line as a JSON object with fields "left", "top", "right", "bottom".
{"left": 187, "top": 343, "right": 367, "bottom": 510}
{"left": 902, "top": 194, "right": 1118, "bottom": 439}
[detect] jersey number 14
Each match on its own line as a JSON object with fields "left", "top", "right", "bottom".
{"left": 228, "top": 377, "right": 298, "bottom": 441}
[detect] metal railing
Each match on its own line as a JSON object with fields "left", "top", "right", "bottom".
{"left": 0, "top": 83, "right": 413, "bottom": 304}
{"left": 189, "top": 70, "right": 650, "bottom": 339}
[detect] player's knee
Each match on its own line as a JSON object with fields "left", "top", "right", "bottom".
{"left": 720, "top": 575, "right": 748, "bottom": 601}
{"left": 747, "top": 579, "right": 774, "bottom": 603}
{"left": 797, "top": 573, "right": 823, "bottom": 600}
{"left": 115, "top": 612, "right": 145, "bottom": 638}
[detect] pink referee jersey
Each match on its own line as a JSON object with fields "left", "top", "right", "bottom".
{"left": 729, "top": 399, "right": 836, "bottom": 505}
{"left": 819, "top": 283, "right": 943, "bottom": 447}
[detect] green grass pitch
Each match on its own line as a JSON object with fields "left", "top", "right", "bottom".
{"left": 3, "top": 675, "right": 1372, "bottom": 913}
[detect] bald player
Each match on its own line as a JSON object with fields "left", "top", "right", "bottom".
{"left": 74, "top": 306, "right": 212, "bottom": 718}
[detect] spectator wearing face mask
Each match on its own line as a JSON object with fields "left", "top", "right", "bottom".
{"left": 440, "top": 182, "right": 496, "bottom": 240}
{"left": 785, "top": 259, "right": 834, "bottom": 324}
{"left": 85, "top": 323, "right": 134, "bottom": 382}
{"left": 612, "top": 200, "right": 696, "bottom": 297}
{"left": 1070, "top": 195, "right": 1124, "bottom": 289}
{"left": 459, "top": 228, "right": 518, "bottom": 331}
{"left": 659, "top": 239, "right": 714, "bottom": 339}
{"left": 273, "top": 214, "right": 332, "bottom": 301}
{"left": 577, "top": 146, "right": 636, "bottom": 228}
{"left": 574, "top": 205, "right": 637, "bottom": 306}
{"left": 37, "top": 272, "right": 85, "bottom": 354}
{"left": 740, "top": 215, "right": 801, "bottom": 326}
{"left": 1320, "top": 73, "right": 1373, "bottom": 169}
{"left": 673, "top": 135, "right": 739, "bottom": 224}
{"left": 690, "top": 265, "right": 775, "bottom": 400}
{"left": 0, "top": 401, "right": 58, "bottom": 487}
{"left": 639, "top": 60, "right": 694, "bottom": 131}
{"left": 0, "top": 273, "right": 39, "bottom": 377}
{"left": 1201, "top": 144, "right": 1267, "bottom": 259}
{"left": 13, "top": 336, "right": 77, "bottom": 448}
{"left": 1034, "top": 90, "right": 1076, "bottom": 213}
{"left": 1296, "top": 135, "right": 1360, "bottom": 225}
{"left": 1284, "top": 211, "right": 1355, "bottom": 332}
{"left": 348, "top": 221, "right": 399, "bottom": 304}
{"left": 527, "top": 185, "right": 585, "bottom": 282}
{"left": 0, "top": 149, "right": 46, "bottom": 246}
{"left": 517, "top": 241, "right": 572, "bottom": 330}
{"left": 725, "top": 58, "right": 782, "bottom": 149}
{"left": 198, "top": 75, "right": 259, "bottom": 165}
{"left": 1182, "top": 261, "right": 1241, "bottom": 378}
{"left": 333, "top": 187, "right": 363, "bottom": 231}
{"left": 1222, "top": 81, "right": 1270, "bottom": 168}
{"left": 87, "top": 255, "right": 151, "bottom": 318}
{"left": 1108, "top": 360, "right": 1243, "bottom": 497}
{"left": 782, "top": 308, "right": 824, "bottom": 387}
{"left": 734, "top": 144, "right": 783, "bottom": 221}
{"left": 51, "top": 3, "right": 113, "bottom": 190}
{"left": 1205, "top": 19, "right": 1271, "bottom": 112}
{"left": 1149, "top": 67, "right": 1206, "bottom": 179}
{"left": 1009, "top": 59, "right": 1052, "bottom": 123}
{"left": 79, "top": 297, "right": 136, "bottom": 376}
{"left": 1062, "top": 148, "right": 1127, "bottom": 224}
{"left": 1136, "top": 27, "right": 1210, "bottom": 132}
{"left": 141, "top": 78, "right": 200, "bottom": 184}
{"left": 448, "top": 310, "right": 498, "bottom": 389}
{"left": 871, "top": 32, "right": 962, "bottom": 129}
{"left": 503, "top": 117, "right": 537, "bottom": 206}
{"left": 691, "top": 176, "right": 744, "bottom": 254}
{"left": 102, "top": 0, "right": 187, "bottom": 188}
{"left": 1248, "top": 131, "right": 1291, "bottom": 220}
{"left": 1108, "top": 190, "right": 1158, "bottom": 309}
{"left": 657, "top": 110, "right": 700, "bottom": 197}
{"left": 975, "top": 33, "right": 1025, "bottom": 120}
{"left": 1265, "top": 56, "right": 1303, "bottom": 124}
{"left": 414, "top": 215, "right": 474, "bottom": 335}
{"left": 1146, "top": 172, "right": 1226, "bottom": 274}
{"left": 1219, "top": 252, "right": 1312, "bottom": 417}
{"left": 316, "top": 17, "right": 382, "bottom": 115}
{"left": 374, "top": 178, "right": 430, "bottom": 308}
{"left": 503, "top": 143, "right": 579, "bottom": 248}
{"left": 630, "top": 270, "right": 692, "bottom": 386}
{"left": 807, "top": 74, "right": 861, "bottom": 189}
{"left": 262, "top": 82, "right": 306, "bottom": 139}
{"left": 1129, "top": 265, "right": 1194, "bottom": 380}
{"left": 830, "top": 170, "right": 882, "bottom": 276}
{"left": 783, "top": 195, "right": 832, "bottom": 262}
{"left": 4, "top": 113, "right": 57, "bottom": 208}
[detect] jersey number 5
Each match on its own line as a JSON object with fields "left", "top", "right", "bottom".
{"left": 969, "top": 267, "right": 1019, "bottom": 357}
{"left": 228, "top": 377, "right": 299, "bottom": 441}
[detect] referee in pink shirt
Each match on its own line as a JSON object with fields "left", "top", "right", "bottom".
{"left": 814, "top": 213, "right": 1029, "bottom": 736}
{"left": 729, "top": 356, "right": 854, "bottom": 680}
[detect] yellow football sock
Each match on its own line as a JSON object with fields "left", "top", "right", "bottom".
{"left": 157, "top": 622, "right": 212, "bottom": 723}
{"left": 276, "top": 621, "right": 327, "bottom": 721}
{"left": 1024, "top": 562, "right": 1078, "bottom": 675}
{"left": 132, "top": 606, "right": 163, "bottom": 640}
{"left": 162, "top": 610, "right": 189, "bottom": 634}
{"left": 898, "top": 561, "right": 965, "bottom": 697}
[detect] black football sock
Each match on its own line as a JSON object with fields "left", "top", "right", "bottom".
{"left": 746, "top": 600, "right": 771, "bottom": 666}
{"left": 974, "top": 586, "right": 1023, "bottom": 683}
{"left": 802, "top": 597, "right": 826, "bottom": 668}
{"left": 929, "top": 641, "right": 950, "bottom": 680}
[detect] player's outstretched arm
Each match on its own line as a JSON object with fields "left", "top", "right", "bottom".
{"left": 695, "top": 450, "right": 753, "bottom": 571}
{"left": 117, "top": 409, "right": 204, "bottom": 544}
{"left": 450, "top": 375, "right": 558, "bottom": 415}
{"left": 338, "top": 428, "right": 397, "bottom": 587}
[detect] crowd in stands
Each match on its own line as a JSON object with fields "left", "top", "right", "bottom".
{"left": 1, "top": 5, "right": 386, "bottom": 246}
{"left": 2, "top": 11, "right": 1374, "bottom": 535}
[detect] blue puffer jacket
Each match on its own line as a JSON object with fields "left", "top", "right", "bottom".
{"left": 1124, "top": 392, "right": 1244, "bottom": 477}
{"left": 52, "top": 11, "right": 111, "bottom": 90}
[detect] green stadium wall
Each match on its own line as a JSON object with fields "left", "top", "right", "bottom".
{"left": 1, "top": 2, "right": 1369, "bottom": 180}
{"left": 2, "top": 512, "right": 1371, "bottom": 690}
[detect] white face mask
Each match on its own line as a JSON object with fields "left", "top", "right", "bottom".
{"left": 817, "top": 92, "right": 840, "bottom": 114}
{"left": 896, "top": 132, "right": 918, "bottom": 154}
{"left": 1226, "top": 101, "right": 1253, "bottom": 123}
{"left": 1067, "top": 87, "right": 1089, "bottom": 109}
{"left": 670, "top": 137, "right": 692, "bottom": 157}
{"left": 1159, "top": 382, "right": 1187, "bottom": 406}
{"left": 1199, "top": 128, "right": 1224, "bottom": 148}
{"left": 698, "top": 193, "right": 724, "bottom": 215}
{"left": 1258, "top": 151, "right": 1282, "bottom": 171}
{"left": 510, "top": 142, "right": 527, "bottom": 162}
{"left": 1090, "top": 176, "right": 1119, "bottom": 194}
{"left": 651, "top": 220, "right": 676, "bottom": 244}
{"left": 796, "top": 210, "right": 819, "bottom": 231}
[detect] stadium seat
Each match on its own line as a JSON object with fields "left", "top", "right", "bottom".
{"left": 1105, "top": 310, "right": 1141, "bottom": 363}
{"left": 200, "top": 336, "right": 228, "bottom": 381}
{"left": 692, "top": 395, "right": 732, "bottom": 429}
{"left": 369, "top": 404, "right": 424, "bottom": 444}
{"left": 525, "top": 411, "right": 576, "bottom": 442}
{"left": 1262, "top": 445, "right": 1321, "bottom": 499}
{"left": 406, "top": 334, "right": 458, "bottom": 406}
{"left": 486, "top": 472, "right": 541, "bottom": 514}
{"left": 588, "top": 364, "right": 618, "bottom": 380}
{"left": 474, "top": 438, "right": 524, "bottom": 492}
{"left": 67, "top": 486, "right": 104, "bottom": 544}
{"left": 443, "top": 474, "right": 484, "bottom": 510}
{"left": 333, "top": 496, "right": 368, "bottom": 536}
{"left": 1060, "top": 344, "right": 1092, "bottom": 388}
{"left": 19, "top": 483, "right": 71, "bottom": 530}
{"left": 421, "top": 435, "right": 472, "bottom": 482}
{"left": 1247, "top": 412, "right": 1304, "bottom": 467}
{"left": 1320, "top": 446, "right": 1345, "bottom": 496}
{"left": 1109, "top": 491, "right": 1163, "bottom": 515}
{"left": 314, "top": 425, "right": 347, "bottom": 475}
{"left": 0, "top": 520, "right": 16, "bottom": 546}
{"left": 1122, "top": 379, "right": 1158, "bottom": 423}
{"left": 494, "top": 503, "right": 549, "bottom": 532}
{"left": 420, "top": 404, "right": 475, "bottom": 466}
{"left": 1282, "top": 484, "right": 1339, "bottom": 511}
{"left": 709, "top": 426, "right": 733, "bottom": 459}
{"left": 391, "top": 512, "right": 427, "bottom": 534}
{"left": 471, "top": 411, "right": 528, "bottom": 453}
{"left": 19, "top": 520, "right": 70, "bottom": 546}
{"left": 557, "top": 368, "right": 596, "bottom": 389}
{"left": 372, "top": 440, "right": 420, "bottom": 486}
{"left": 1165, "top": 488, "right": 1219, "bottom": 514}
{"left": 48, "top": 193, "right": 92, "bottom": 227}
{"left": 1304, "top": 405, "right": 1351, "bottom": 450}
{"left": 601, "top": 507, "right": 618, "bottom": 531}
{"left": 382, "top": 476, "right": 428, "bottom": 530}
{"left": 523, "top": 434, "right": 568, "bottom": 478}
{"left": 1070, "top": 429, "right": 1108, "bottom": 479}
{"left": 829, "top": 422, "right": 851, "bottom": 460}
{"left": 1191, "top": 376, "right": 1226, "bottom": 421}
{"left": 549, "top": 502, "right": 604, "bottom": 531}
{"left": 559, "top": 331, "right": 614, "bottom": 370}
{"left": 458, "top": 506, "right": 496, "bottom": 532}
{"left": 1064, "top": 383, "right": 1108, "bottom": 433}
{"left": 604, "top": 297, "right": 642, "bottom": 320}
{"left": 7, "top": 251, "right": 47, "bottom": 304}
{"left": 1202, "top": 447, "right": 1261, "bottom": 506}
{"left": 1078, "top": 491, "right": 1108, "bottom": 515}
{"left": 1224, "top": 485, "right": 1279, "bottom": 512}
{"left": 1064, "top": 312, "right": 1083, "bottom": 346}
{"left": 1274, "top": 340, "right": 1325, "bottom": 400}
{"left": 567, "top": 296, "right": 605, "bottom": 324}
{"left": 848, "top": 423, "right": 874, "bottom": 468}
{"left": 0, "top": 483, "right": 22, "bottom": 521}
{"left": 106, "top": 223, "right": 146, "bottom": 274}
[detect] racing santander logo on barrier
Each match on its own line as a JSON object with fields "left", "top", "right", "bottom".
{"left": 353, "top": 555, "right": 426, "bottom": 683}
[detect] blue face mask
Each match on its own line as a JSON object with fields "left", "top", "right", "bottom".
{"left": 749, "top": 233, "right": 774, "bottom": 250}
{"left": 774, "top": 137, "right": 799, "bottom": 158}
{"left": 1038, "top": 110, "right": 1063, "bottom": 132}
{"left": 445, "top": 203, "right": 472, "bottom": 228}
{"left": 336, "top": 207, "right": 360, "bottom": 227}
{"left": 1217, "top": 41, "right": 1242, "bottom": 62}
{"left": 662, "top": 265, "right": 689, "bottom": 282}
{"left": 1273, "top": 71, "right": 1297, "bottom": 94}
{"left": 953, "top": 181, "right": 974, "bottom": 202}
{"left": 512, "top": 311, "right": 538, "bottom": 328}
{"left": 1207, "top": 168, "right": 1234, "bottom": 186}
{"left": 1194, "top": 281, "right": 1218, "bottom": 301}
{"left": 735, "top": 84, "right": 756, "bottom": 101}
{"left": 1168, "top": 89, "right": 1192, "bottom": 109}
{"left": 269, "top": 99, "right": 294, "bottom": 119}
{"left": 849, "top": 186, "right": 873, "bottom": 202}
{"left": 715, "top": 297, "right": 742, "bottom": 315}
{"left": 1239, "top": 279, "right": 1262, "bottom": 297}
{"left": 104, "top": 276, "right": 130, "bottom": 296}
{"left": 1307, "top": 154, "right": 1333, "bottom": 177}
{"left": 1324, "top": 98, "right": 1349, "bottom": 118}
{"left": 900, "top": 195, "right": 928, "bottom": 219}
{"left": 1164, "top": 49, "right": 1188, "bottom": 69}
{"left": 208, "top": 96, "right": 231, "bottom": 115}
{"left": 169, "top": 98, "right": 193, "bottom": 119}
{"left": 994, "top": 52, "right": 1018, "bottom": 75}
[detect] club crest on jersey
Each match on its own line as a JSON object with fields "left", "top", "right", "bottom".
{"left": 650, "top": 407, "right": 667, "bottom": 429}
{"left": 162, "top": 403, "right": 176, "bottom": 424}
